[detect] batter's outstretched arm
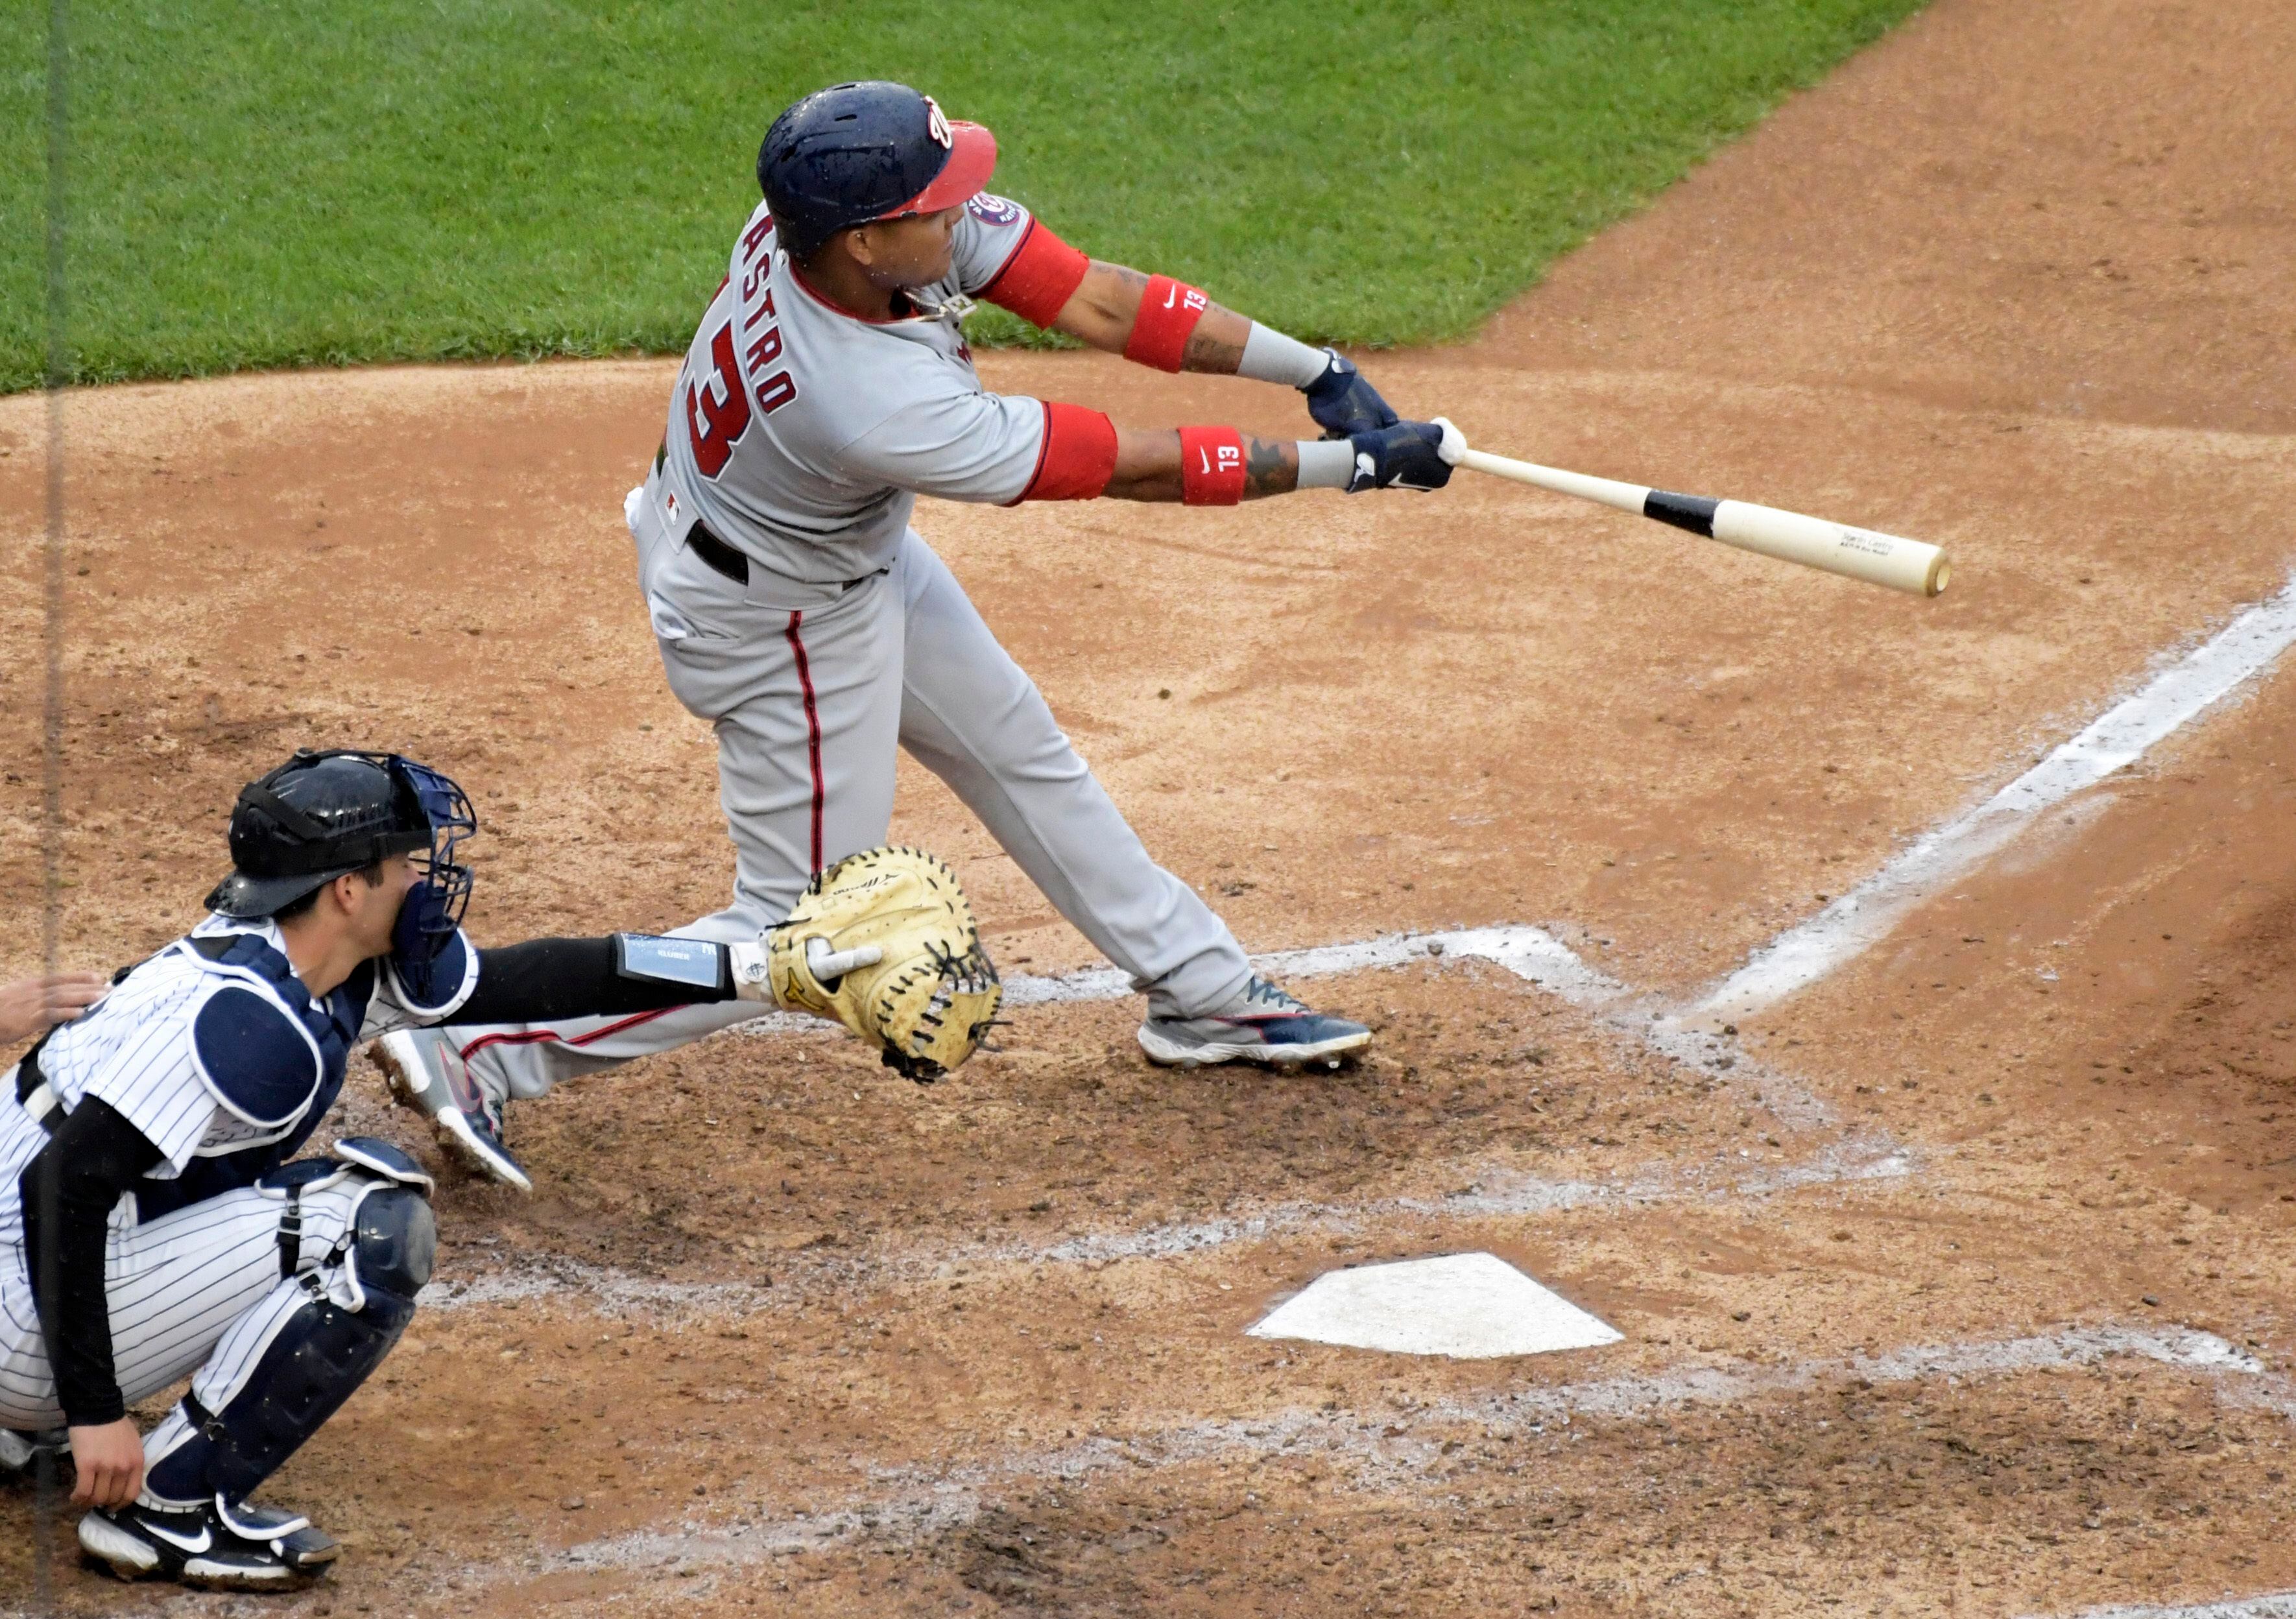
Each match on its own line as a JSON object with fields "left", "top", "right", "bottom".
{"left": 1051, "top": 262, "right": 1256, "bottom": 375}
{"left": 1105, "top": 429, "right": 1298, "bottom": 502}
{"left": 1094, "top": 421, "right": 1452, "bottom": 503}
{"left": 977, "top": 220, "right": 1400, "bottom": 438}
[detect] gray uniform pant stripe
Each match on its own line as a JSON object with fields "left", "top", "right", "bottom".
{"left": 451, "top": 514, "right": 1250, "bottom": 1101}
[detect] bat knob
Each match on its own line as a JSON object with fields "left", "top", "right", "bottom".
{"left": 1430, "top": 416, "right": 1466, "bottom": 466}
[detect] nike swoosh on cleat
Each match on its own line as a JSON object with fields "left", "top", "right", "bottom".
{"left": 141, "top": 1522, "right": 213, "bottom": 1554}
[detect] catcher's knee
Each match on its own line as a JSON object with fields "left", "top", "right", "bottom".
{"left": 349, "top": 1184, "right": 435, "bottom": 1313}
{"left": 265, "top": 1138, "right": 436, "bottom": 1313}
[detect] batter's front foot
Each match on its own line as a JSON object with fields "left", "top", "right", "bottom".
{"left": 370, "top": 1029, "right": 533, "bottom": 1192}
{"left": 1137, "top": 977, "right": 1371, "bottom": 1070}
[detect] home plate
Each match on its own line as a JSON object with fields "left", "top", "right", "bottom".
{"left": 1247, "top": 1252, "right": 1623, "bottom": 1359}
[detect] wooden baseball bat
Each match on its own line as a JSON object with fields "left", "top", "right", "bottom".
{"left": 1429, "top": 418, "right": 1950, "bottom": 598}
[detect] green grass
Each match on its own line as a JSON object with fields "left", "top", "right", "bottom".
{"left": 0, "top": 0, "right": 1928, "bottom": 392}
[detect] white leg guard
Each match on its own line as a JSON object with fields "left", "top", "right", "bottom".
{"left": 141, "top": 1160, "right": 432, "bottom": 1509}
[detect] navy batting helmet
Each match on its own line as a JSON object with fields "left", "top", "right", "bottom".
{"left": 758, "top": 80, "right": 997, "bottom": 259}
{"left": 206, "top": 749, "right": 477, "bottom": 928}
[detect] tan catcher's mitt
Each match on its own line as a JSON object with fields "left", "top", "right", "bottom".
{"left": 768, "top": 846, "right": 1002, "bottom": 1083}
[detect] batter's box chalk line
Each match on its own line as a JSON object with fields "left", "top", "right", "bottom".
{"left": 2037, "top": 1595, "right": 2296, "bottom": 1619}
{"left": 515, "top": 1322, "right": 2290, "bottom": 1579}
{"left": 730, "top": 920, "right": 1838, "bottom": 1129}
{"left": 1692, "top": 571, "right": 2296, "bottom": 1022}
{"left": 416, "top": 1131, "right": 1915, "bottom": 1319}
{"left": 428, "top": 937, "right": 1897, "bottom": 1321}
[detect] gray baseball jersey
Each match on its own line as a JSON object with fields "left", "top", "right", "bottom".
{"left": 658, "top": 192, "right": 1048, "bottom": 584}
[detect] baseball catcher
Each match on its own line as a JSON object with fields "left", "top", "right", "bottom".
{"left": 0, "top": 749, "right": 981, "bottom": 1587}
{"left": 381, "top": 78, "right": 1442, "bottom": 1188}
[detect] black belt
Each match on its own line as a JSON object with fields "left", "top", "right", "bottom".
{"left": 685, "top": 519, "right": 752, "bottom": 586}
{"left": 684, "top": 520, "right": 889, "bottom": 596}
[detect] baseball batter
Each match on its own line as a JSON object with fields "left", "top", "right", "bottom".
{"left": 0, "top": 750, "right": 813, "bottom": 1587}
{"left": 381, "top": 80, "right": 1455, "bottom": 1188}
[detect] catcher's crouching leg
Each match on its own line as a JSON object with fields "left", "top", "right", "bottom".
{"left": 748, "top": 846, "right": 1003, "bottom": 1081}
{"left": 81, "top": 1143, "right": 434, "bottom": 1589}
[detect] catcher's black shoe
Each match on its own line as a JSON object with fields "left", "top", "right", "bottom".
{"left": 1138, "top": 977, "right": 1372, "bottom": 1069}
{"left": 78, "top": 1496, "right": 339, "bottom": 1589}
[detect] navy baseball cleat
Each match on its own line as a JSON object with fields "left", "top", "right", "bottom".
{"left": 79, "top": 1497, "right": 338, "bottom": 1589}
{"left": 371, "top": 1027, "right": 532, "bottom": 1191}
{"left": 1137, "top": 977, "right": 1372, "bottom": 1069}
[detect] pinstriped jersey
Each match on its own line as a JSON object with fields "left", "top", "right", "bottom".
{"left": 0, "top": 914, "right": 475, "bottom": 1307}
{"left": 656, "top": 193, "right": 1049, "bottom": 586}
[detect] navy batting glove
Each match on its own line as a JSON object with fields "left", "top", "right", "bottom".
{"left": 1304, "top": 350, "right": 1400, "bottom": 438}
{"left": 1345, "top": 421, "right": 1452, "bottom": 493}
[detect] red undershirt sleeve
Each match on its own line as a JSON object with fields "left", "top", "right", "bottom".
{"left": 1011, "top": 402, "right": 1118, "bottom": 503}
{"left": 980, "top": 221, "right": 1092, "bottom": 329}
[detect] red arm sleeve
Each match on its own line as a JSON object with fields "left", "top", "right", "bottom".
{"left": 1010, "top": 402, "right": 1118, "bottom": 503}
{"left": 980, "top": 221, "right": 1092, "bottom": 329}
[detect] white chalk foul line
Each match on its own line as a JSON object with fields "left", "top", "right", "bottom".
{"left": 531, "top": 1323, "right": 2283, "bottom": 1576}
{"left": 1693, "top": 573, "right": 2296, "bottom": 1021}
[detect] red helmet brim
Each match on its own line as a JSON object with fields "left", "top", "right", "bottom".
{"left": 877, "top": 120, "right": 997, "bottom": 219}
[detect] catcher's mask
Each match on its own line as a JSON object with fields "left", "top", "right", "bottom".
{"left": 206, "top": 750, "right": 477, "bottom": 959}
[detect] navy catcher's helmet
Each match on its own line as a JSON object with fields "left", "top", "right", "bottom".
{"left": 758, "top": 80, "right": 997, "bottom": 259}
{"left": 206, "top": 750, "right": 477, "bottom": 935}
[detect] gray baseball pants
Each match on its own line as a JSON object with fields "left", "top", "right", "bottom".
{"left": 446, "top": 477, "right": 1252, "bottom": 1100}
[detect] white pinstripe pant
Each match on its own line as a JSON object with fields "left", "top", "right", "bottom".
{"left": 0, "top": 1180, "right": 366, "bottom": 1454}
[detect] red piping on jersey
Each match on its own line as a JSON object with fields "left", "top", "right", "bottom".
{"left": 1011, "top": 400, "right": 1053, "bottom": 505}
{"left": 786, "top": 612, "right": 826, "bottom": 872}
{"left": 457, "top": 1006, "right": 678, "bottom": 1063}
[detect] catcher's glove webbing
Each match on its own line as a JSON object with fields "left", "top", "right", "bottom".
{"left": 768, "top": 847, "right": 1002, "bottom": 1083}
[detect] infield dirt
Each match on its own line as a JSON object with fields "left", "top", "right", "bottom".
{"left": 6, "top": 0, "right": 2296, "bottom": 1613}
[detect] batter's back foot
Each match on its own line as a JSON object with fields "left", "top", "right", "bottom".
{"left": 1138, "top": 977, "right": 1371, "bottom": 1070}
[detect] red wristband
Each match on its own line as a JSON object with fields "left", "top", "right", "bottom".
{"left": 1014, "top": 402, "right": 1118, "bottom": 502}
{"left": 1178, "top": 426, "right": 1247, "bottom": 506}
{"left": 980, "top": 221, "right": 1090, "bottom": 328}
{"left": 1125, "top": 276, "right": 1210, "bottom": 372}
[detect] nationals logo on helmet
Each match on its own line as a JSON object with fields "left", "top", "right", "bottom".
{"left": 922, "top": 95, "right": 953, "bottom": 149}
{"left": 966, "top": 193, "right": 1022, "bottom": 226}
